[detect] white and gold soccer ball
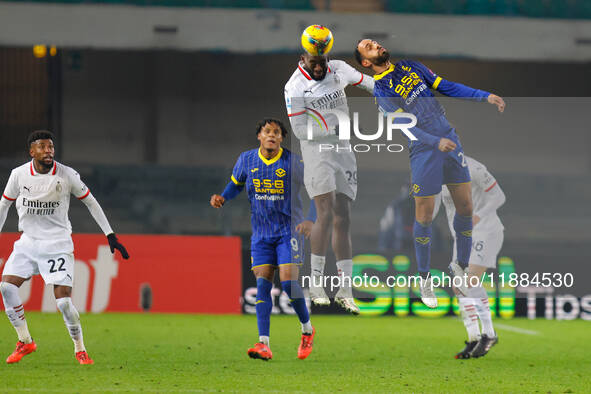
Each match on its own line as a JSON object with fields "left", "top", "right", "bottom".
{"left": 301, "top": 25, "right": 334, "bottom": 56}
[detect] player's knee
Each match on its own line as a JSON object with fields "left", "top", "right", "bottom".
{"left": 54, "top": 285, "right": 72, "bottom": 299}
{"left": 332, "top": 212, "right": 350, "bottom": 230}
{"left": 0, "top": 282, "right": 8, "bottom": 299}
{"left": 56, "top": 297, "right": 80, "bottom": 323}
{"left": 455, "top": 200, "right": 473, "bottom": 217}
{"left": 316, "top": 208, "right": 333, "bottom": 226}
{"left": 0, "top": 282, "right": 17, "bottom": 299}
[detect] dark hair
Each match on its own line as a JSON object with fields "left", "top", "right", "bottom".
{"left": 354, "top": 39, "right": 364, "bottom": 66}
{"left": 256, "top": 118, "right": 288, "bottom": 138}
{"left": 27, "top": 130, "right": 55, "bottom": 148}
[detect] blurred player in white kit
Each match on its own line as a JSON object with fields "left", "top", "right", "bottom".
{"left": 0, "top": 130, "right": 129, "bottom": 364}
{"left": 434, "top": 155, "right": 505, "bottom": 358}
{"left": 284, "top": 26, "right": 374, "bottom": 314}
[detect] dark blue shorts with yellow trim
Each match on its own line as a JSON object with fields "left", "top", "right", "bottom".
{"left": 251, "top": 234, "right": 305, "bottom": 269}
{"left": 410, "top": 132, "right": 470, "bottom": 197}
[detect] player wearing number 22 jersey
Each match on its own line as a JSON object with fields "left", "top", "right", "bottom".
{"left": 210, "top": 118, "right": 316, "bottom": 361}
{"left": 355, "top": 39, "right": 506, "bottom": 308}
{"left": 0, "top": 130, "right": 129, "bottom": 365}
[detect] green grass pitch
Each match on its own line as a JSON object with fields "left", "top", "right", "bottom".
{"left": 0, "top": 312, "right": 587, "bottom": 392}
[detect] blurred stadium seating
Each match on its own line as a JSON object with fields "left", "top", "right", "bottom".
{"left": 3, "top": 0, "right": 590, "bottom": 18}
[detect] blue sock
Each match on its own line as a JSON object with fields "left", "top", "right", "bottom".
{"left": 280, "top": 280, "right": 310, "bottom": 324}
{"left": 454, "top": 213, "right": 473, "bottom": 269}
{"left": 413, "top": 220, "right": 432, "bottom": 275}
{"left": 255, "top": 277, "right": 273, "bottom": 338}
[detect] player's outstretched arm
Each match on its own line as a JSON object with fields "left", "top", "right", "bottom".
{"left": 333, "top": 60, "right": 375, "bottom": 93}
{"left": 487, "top": 94, "right": 506, "bottom": 112}
{"left": 433, "top": 77, "right": 506, "bottom": 112}
{"left": 79, "top": 193, "right": 129, "bottom": 259}
{"left": 212, "top": 177, "right": 245, "bottom": 209}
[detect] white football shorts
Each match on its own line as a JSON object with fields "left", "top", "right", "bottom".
{"left": 301, "top": 144, "right": 357, "bottom": 201}
{"left": 2, "top": 234, "right": 75, "bottom": 286}
{"left": 453, "top": 230, "right": 504, "bottom": 269}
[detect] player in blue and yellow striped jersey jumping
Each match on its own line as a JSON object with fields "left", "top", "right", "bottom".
{"left": 354, "top": 39, "right": 505, "bottom": 308}
{"left": 210, "top": 118, "right": 316, "bottom": 361}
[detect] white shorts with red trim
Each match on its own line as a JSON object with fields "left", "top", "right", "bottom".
{"left": 2, "top": 234, "right": 75, "bottom": 286}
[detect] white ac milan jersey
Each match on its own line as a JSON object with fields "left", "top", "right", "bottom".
{"left": 2, "top": 160, "right": 90, "bottom": 240}
{"left": 440, "top": 156, "right": 504, "bottom": 235}
{"left": 284, "top": 59, "right": 374, "bottom": 146}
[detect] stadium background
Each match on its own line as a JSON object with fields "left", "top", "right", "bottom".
{"left": 0, "top": 0, "right": 590, "bottom": 321}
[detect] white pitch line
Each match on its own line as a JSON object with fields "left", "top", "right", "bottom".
{"left": 494, "top": 323, "right": 540, "bottom": 336}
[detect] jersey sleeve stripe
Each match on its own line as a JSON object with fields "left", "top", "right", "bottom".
{"left": 231, "top": 175, "right": 245, "bottom": 186}
{"left": 352, "top": 73, "right": 364, "bottom": 86}
{"left": 288, "top": 110, "right": 306, "bottom": 117}
{"left": 432, "top": 76, "right": 442, "bottom": 90}
{"left": 77, "top": 189, "right": 91, "bottom": 200}
{"left": 2, "top": 194, "right": 16, "bottom": 201}
{"left": 484, "top": 181, "right": 497, "bottom": 192}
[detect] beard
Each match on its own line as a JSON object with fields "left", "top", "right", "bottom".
{"left": 374, "top": 50, "right": 390, "bottom": 66}
{"left": 38, "top": 158, "right": 54, "bottom": 170}
{"left": 310, "top": 68, "right": 327, "bottom": 81}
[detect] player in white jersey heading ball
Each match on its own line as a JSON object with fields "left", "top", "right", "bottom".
{"left": 0, "top": 130, "right": 129, "bottom": 365}
{"left": 284, "top": 28, "right": 374, "bottom": 314}
{"left": 433, "top": 155, "right": 505, "bottom": 358}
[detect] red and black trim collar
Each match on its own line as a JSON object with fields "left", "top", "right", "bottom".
{"left": 30, "top": 160, "right": 56, "bottom": 176}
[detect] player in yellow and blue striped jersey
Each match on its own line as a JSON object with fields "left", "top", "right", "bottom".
{"left": 355, "top": 39, "right": 505, "bottom": 308}
{"left": 210, "top": 118, "right": 316, "bottom": 361}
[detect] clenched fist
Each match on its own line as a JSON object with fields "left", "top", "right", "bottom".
{"left": 210, "top": 194, "right": 225, "bottom": 208}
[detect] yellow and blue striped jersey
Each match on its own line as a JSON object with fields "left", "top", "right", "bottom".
{"left": 226, "top": 147, "right": 304, "bottom": 239}
{"left": 374, "top": 60, "right": 490, "bottom": 148}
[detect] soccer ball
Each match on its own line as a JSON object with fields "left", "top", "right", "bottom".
{"left": 301, "top": 25, "right": 334, "bottom": 56}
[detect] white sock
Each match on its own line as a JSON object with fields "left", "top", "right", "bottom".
{"left": 301, "top": 320, "right": 313, "bottom": 334}
{"left": 310, "top": 254, "right": 326, "bottom": 280}
{"left": 336, "top": 259, "right": 353, "bottom": 297}
{"left": 469, "top": 286, "right": 495, "bottom": 337}
{"left": 1, "top": 282, "right": 33, "bottom": 344}
{"left": 459, "top": 296, "right": 480, "bottom": 342}
{"left": 56, "top": 297, "right": 85, "bottom": 353}
{"left": 259, "top": 336, "right": 269, "bottom": 346}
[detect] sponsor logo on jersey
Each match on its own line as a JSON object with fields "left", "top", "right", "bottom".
{"left": 308, "top": 89, "right": 346, "bottom": 110}
{"left": 22, "top": 198, "right": 60, "bottom": 215}
{"left": 275, "top": 168, "right": 286, "bottom": 177}
{"left": 405, "top": 83, "right": 428, "bottom": 105}
{"left": 254, "top": 194, "right": 285, "bottom": 201}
